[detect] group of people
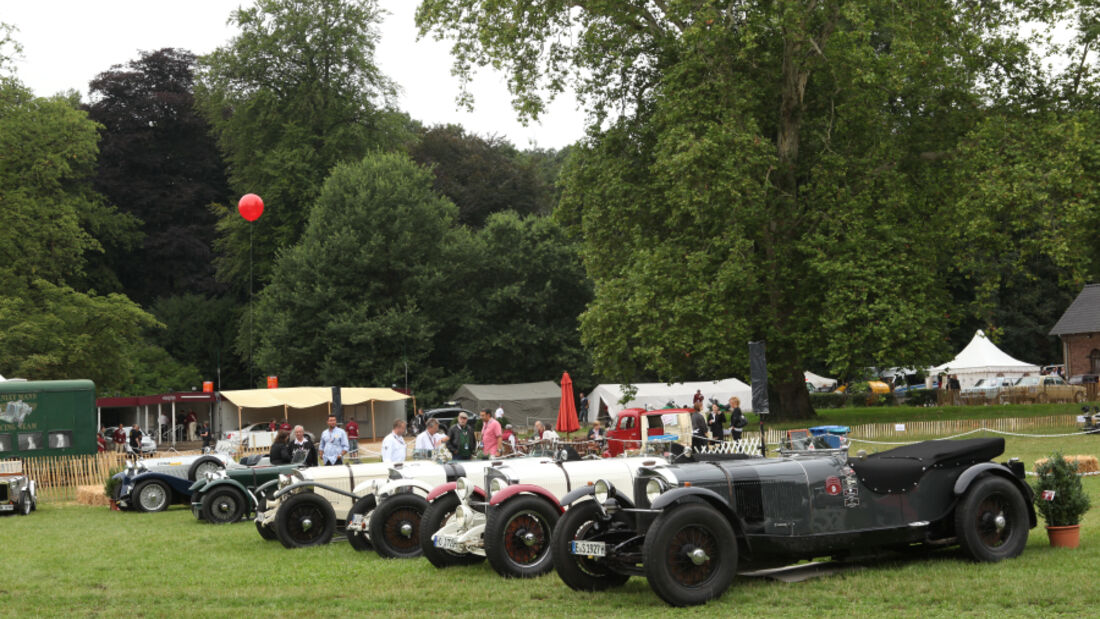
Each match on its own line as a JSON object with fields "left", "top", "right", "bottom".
{"left": 689, "top": 392, "right": 749, "bottom": 451}
{"left": 266, "top": 415, "right": 360, "bottom": 467}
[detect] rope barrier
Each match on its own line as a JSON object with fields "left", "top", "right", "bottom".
{"left": 847, "top": 427, "right": 1094, "bottom": 446}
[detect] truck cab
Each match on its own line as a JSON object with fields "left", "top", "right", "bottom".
{"left": 605, "top": 408, "right": 695, "bottom": 456}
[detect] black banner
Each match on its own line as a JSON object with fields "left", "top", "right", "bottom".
{"left": 749, "top": 341, "right": 769, "bottom": 414}
{"left": 332, "top": 386, "right": 343, "bottom": 422}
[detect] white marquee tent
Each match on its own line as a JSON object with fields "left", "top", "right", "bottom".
{"left": 804, "top": 371, "right": 837, "bottom": 391}
{"left": 584, "top": 378, "right": 753, "bottom": 422}
{"left": 930, "top": 329, "right": 1040, "bottom": 390}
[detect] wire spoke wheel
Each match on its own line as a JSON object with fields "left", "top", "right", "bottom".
{"left": 503, "top": 510, "right": 550, "bottom": 565}
{"left": 382, "top": 507, "right": 423, "bottom": 553}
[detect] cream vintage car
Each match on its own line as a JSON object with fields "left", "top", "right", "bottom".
{"left": 998, "top": 375, "right": 1086, "bottom": 404}
{"left": 421, "top": 455, "right": 669, "bottom": 578}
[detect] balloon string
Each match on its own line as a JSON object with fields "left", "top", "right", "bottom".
{"left": 249, "top": 221, "right": 254, "bottom": 388}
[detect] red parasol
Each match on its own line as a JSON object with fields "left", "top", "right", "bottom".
{"left": 556, "top": 371, "right": 580, "bottom": 435}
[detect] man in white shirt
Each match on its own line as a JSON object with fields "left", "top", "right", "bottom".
{"left": 494, "top": 404, "right": 504, "bottom": 420}
{"left": 381, "top": 419, "right": 408, "bottom": 463}
{"left": 413, "top": 419, "right": 443, "bottom": 459}
{"left": 534, "top": 420, "right": 559, "bottom": 442}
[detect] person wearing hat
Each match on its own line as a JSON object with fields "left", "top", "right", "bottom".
{"left": 446, "top": 412, "right": 477, "bottom": 460}
{"left": 501, "top": 424, "right": 517, "bottom": 454}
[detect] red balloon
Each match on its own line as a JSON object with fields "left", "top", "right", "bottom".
{"left": 238, "top": 194, "right": 264, "bottom": 222}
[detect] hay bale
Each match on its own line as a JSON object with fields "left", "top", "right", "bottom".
{"left": 1034, "top": 455, "right": 1099, "bottom": 474}
{"left": 77, "top": 485, "right": 111, "bottom": 507}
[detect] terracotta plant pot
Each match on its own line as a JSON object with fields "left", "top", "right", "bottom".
{"left": 1046, "top": 525, "right": 1081, "bottom": 548}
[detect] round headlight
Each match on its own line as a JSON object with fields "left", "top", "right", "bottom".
{"left": 593, "top": 479, "right": 612, "bottom": 504}
{"left": 455, "top": 477, "right": 472, "bottom": 502}
{"left": 453, "top": 504, "right": 472, "bottom": 528}
{"left": 646, "top": 478, "right": 664, "bottom": 504}
{"left": 489, "top": 476, "right": 507, "bottom": 495}
{"left": 278, "top": 474, "right": 289, "bottom": 487}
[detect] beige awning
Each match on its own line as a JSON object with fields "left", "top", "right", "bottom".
{"left": 219, "top": 387, "right": 410, "bottom": 409}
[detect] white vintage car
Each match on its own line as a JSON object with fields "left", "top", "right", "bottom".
{"left": 0, "top": 460, "right": 36, "bottom": 515}
{"left": 422, "top": 455, "right": 669, "bottom": 578}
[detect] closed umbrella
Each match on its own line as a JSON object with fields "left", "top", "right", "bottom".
{"left": 556, "top": 372, "right": 580, "bottom": 436}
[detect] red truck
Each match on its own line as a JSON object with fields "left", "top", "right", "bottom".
{"left": 605, "top": 407, "right": 695, "bottom": 456}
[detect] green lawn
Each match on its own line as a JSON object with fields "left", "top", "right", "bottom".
{"left": 4, "top": 432, "right": 1099, "bottom": 617}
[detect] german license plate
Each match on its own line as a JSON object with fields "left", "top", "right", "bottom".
{"left": 571, "top": 540, "right": 605, "bottom": 557}
{"left": 0, "top": 504, "right": 13, "bottom": 511}
{"left": 433, "top": 535, "right": 461, "bottom": 551}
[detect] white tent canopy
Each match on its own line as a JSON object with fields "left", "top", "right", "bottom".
{"left": 585, "top": 378, "right": 752, "bottom": 422}
{"left": 930, "top": 329, "right": 1040, "bottom": 390}
{"left": 804, "top": 371, "right": 837, "bottom": 390}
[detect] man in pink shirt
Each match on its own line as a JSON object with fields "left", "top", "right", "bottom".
{"left": 479, "top": 409, "right": 503, "bottom": 457}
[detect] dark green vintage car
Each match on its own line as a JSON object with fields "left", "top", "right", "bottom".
{"left": 189, "top": 454, "right": 305, "bottom": 524}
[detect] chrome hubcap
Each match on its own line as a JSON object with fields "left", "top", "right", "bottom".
{"left": 400, "top": 522, "right": 413, "bottom": 537}
{"left": 994, "top": 513, "right": 1006, "bottom": 532}
{"left": 300, "top": 518, "right": 313, "bottom": 531}
{"left": 522, "top": 531, "right": 537, "bottom": 547}
{"left": 688, "top": 547, "right": 709, "bottom": 566}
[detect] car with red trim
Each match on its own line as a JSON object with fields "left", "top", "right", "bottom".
{"left": 605, "top": 408, "right": 695, "bottom": 457}
{"left": 551, "top": 436, "right": 1034, "bottom": 606}
{"left": 420, "top": 455, "right": 673, "bottom": 578}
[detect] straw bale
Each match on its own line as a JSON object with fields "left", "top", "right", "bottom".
{"left": 1033, "top": 455, "right": 1099, "bottom": 474}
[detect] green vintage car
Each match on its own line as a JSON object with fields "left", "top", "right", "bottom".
{"left": 189, "top": 453, "right": 305, "bottom": 524}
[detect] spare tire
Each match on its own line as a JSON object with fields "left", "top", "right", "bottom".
{"left": 188, "top": 456, "right": 225, "bottom": 481}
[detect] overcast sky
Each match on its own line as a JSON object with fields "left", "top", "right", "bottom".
{"left": 2, "top": 0, "right": 587, "bottom": 150}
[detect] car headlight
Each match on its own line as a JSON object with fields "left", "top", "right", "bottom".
{"left": 646, "top": 478, "right": 665, "bottom": 504}
{"left": 278, "top": 474, "right": 290, "bottom": 488}
{"left": 489, "top": 476, "right": 508, "bottom": 495}
{"left": 453, "top": 504, "right": 472, "bottom": 529}
{"left": 594, "top": 479, "right": 612, "bottom": 504}
{"left": 455, "top": 477, "right": 472, "bottom": 502}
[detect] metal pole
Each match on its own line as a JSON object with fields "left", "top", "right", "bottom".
{"left": 371, "top": 401, "right": 376, "bottom": 440}
{"left": 171, "top": 401, "right": 177, "bottom": 446}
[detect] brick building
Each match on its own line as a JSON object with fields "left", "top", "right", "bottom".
{"left": 1049, "top": 284, "right": 1100, "bottom": 378}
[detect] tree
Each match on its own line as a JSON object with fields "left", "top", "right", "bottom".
{"left": 197, "top": 0, "right": 411, "bottom": 291}
{"left": 409, "top": 124, "right": 552, "bottom": 226}
{"left": 251, "top": 151, "right": 469, "bottom": 402}
{"left": 85, "top": 48, "right": 229, "bottom": 306}
{"left": 418, "top": 1, "right": 1076, "bottom": 419}
{"left": 151, "top": 294, "right": 249, "bottom": 390}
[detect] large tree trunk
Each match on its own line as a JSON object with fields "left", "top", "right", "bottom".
{"left": 773, "top": 367, "right": 817, "bottom": 421}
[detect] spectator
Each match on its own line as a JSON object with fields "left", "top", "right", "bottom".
{"left": 494, "top": 404, "right": 505, "bottom": 421}
{"left": 269, "top": 419, "right": 278, "bottom": 432}
{"left": 693, "top": 389, "right": 705, "bottom": 409}
{"left": 949, "top": 374, "right": 961, "bottom": 390}
{"left": 413, "top": 408, "right": 426, "bottom": 434}
{"left": 480, "top": 409, "right": 503, "bottom": 457}
{"left": 269, "top": 429, "right": 292, "bottom": 464}
{"left": 690, "top": 408, "right": 708, "bottom": 451}
{"left": 533, "top": 420, "right": 559, "bottom": 443}
{"left": 289, "top": 426, "right": 318, "bottom": 467}
{"left": 586, "top": 420, "right": 604, "bottom": 442}
{"left": 382, "top": 420, "right": 408, "bottom": 463}
{"left": 578, "top": 392, "right": 588, "bottom": 424}
{"left": 185, "top": 410, "right": 198, "bottom": 441}
{"left": 446, "top": 412, "right": 477, "bottom": 460}
{"left": 414, "top": 419, "right": 442, "bottom": 459}
{"left": 113, "top": 425, "right": 126, "bottom": 453}
{"left": 280, "top": 421, "right": 291, "bottom": 432}
{"left": 501, "top": 424, "right": 517, "bottom": 453}
{"left": 129, "top": 423, "right": 144, "bottom": 455}
{"left": 199, "top": 422, "right": 213, "bottom": 450}
{"left": 707, "top": 403, "right": 726, "bottom": 442}
{"left": 728, "top": 397, "right": 747, "bottom": 441}
{"left": 319, "top": 415, "right": 349, "bottom": 465}
{"left": 158, "top": 411, "right": 168, "bottom": 441}
{"left": 345, "top": 417, "right": 360, "bottom": 457}
{"left": 97, "top": 427, "right": 107, "bottom": 453}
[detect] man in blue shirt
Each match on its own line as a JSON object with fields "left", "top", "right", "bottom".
{"left": 319, "top": 415, "right": 349, "bottom": 465}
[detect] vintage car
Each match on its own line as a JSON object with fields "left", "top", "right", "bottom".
{"left": 998, "top": 375, "right": 1085, "bottom": 404}
{"left": 550, "top": 436, "right": 1034, "bottom": 606}
{"left": 959, "top": 376, "right": 1017, "bottom": 403}
{"left": 605, "top": 408, "right": 695, "bottom": 457}
{"left": 188, "top": 452, "right": 307, "bottom": 524}
{"left": 0, "top": 460, "right": 37, "bottom": 515}
{"left": 421, "top": 455, "right": 675, "bottom": 578}
{"left": 111, "top": 444, "right": 241, "bottom": 512}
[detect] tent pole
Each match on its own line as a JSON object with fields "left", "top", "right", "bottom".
{"left": 371, "top": 401, "right": 376, "bottom": 440}
{"left": 284, "top": 404, "right": 288, "bottom": 422}
{"left": 237, "top": 406, "right": 242, "bottom": 438}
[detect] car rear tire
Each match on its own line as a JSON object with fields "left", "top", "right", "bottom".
{"left": 419, "top": 492, "right": 486, "bottom": 568}
{"left": 254, "top": 496, "right": 278, "bottom": 540}
{"left": 485, "top": 495, "right": 560, "bottom": 578}
{"left": 643, "top": 503, "right": 737, "bottom": 607}
{"left": 1037, "top": 393, "right": 1049, "bottom": 404}
{"left": 134, "top": 479, "right": 171, "bottom": 512}
{"left": 368, "top": 493, "right": 428, "bottom": 559}
{"left": 18, "top": 492, "right": 32, "bottom": 516}
{"left": 187, "top": 456, "right": 225, "bottom": 481}
{"left": 275, "top": 493, "right": 336, "bottom": 549}
{"left": 201, "top": 486, "right": 247, "bottom": 524}
{"left": 551, "top": 499, "right": 630, "bottom": 591}
{"left": 1074, "top": 391, "right": 1085, "bottom": 403}
{"left": 954, "top": 475, "right": 1029, "bottom": 562}
{"left": 345, "top": 495, "right": 377, "bottom": 552}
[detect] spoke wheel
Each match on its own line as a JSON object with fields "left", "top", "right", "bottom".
{"left": 368, "top": 493, "right": 427, "bottom": 559}
{"left": 134, "top": 480, "right": 170, "bottom": 513}
{"left": 644, "top": 503, "right": 736, "bottom": 607}
{"left": 955, "top": 476, "right": 1029, "bottom": 562}
{"left": 485, "top": 495, "right": 560, "bottom": 578}
{"left": 275, "top": 493, "right": 336, "bottom": 549}
{"left": 419, "top": 492, "right": 486, "bottom": 568}
{"left": 201, "top": 486, "right": 247, "bottom": 524}
{"left": 551, "top": 499, "right": 630, "bottom": 591}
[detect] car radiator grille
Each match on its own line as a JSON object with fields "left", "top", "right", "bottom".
{"left": 0, "top": 484, "right": 8, "bottom": 502}
{"left": 733, "top": 481, "right": 763, "bottom": 523}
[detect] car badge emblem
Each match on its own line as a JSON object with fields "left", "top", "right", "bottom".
{"left": 825, "top": 476, "right": 841, "bottom": 496}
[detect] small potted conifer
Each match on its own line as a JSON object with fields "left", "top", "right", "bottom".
{"left": 1033, "top": 452, "right": 1092, "bottom": 548}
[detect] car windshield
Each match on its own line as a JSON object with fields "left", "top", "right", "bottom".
{"left": 1016, "top": 377, "right": 1039, "bottom": 386}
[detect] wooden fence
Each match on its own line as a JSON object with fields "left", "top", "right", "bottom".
{"left": 762, "top": 414, "right": 1078, "bottom": 446}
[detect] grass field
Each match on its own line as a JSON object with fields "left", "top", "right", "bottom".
{"left": 4, "top": 430, "right": 1100, "bottom": 617}
{"left": 761, "top": 401, "right": 1094, "bottom": 430}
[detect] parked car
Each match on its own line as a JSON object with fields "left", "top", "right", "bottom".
{"left": 0, "top": 460, "right": 36, "bottom": 515}
{"left": 551, "top": 436, "right": 1034, "bottom": 606}
{"left": 998, "top": 375, "right": 1085, "bottom": 404}
{"left": 960, "top": 376, "right": 1018, "bottom": 402}
{"left": 188, "top": 451, "right": 307, "bottom": 524}
{"left": 111, "top": 446, "right": 239, "bottom": 512}
{"left": 423, "top": 455, "right": 679, "bottom": 578}
{"left": 605, "top": 408, "right": 695, "bottom": 457}
{"left": 1068, "top": 374, "right": 1099, "bottom": 385}
{"left": 420, "top": 407, "right": 475, "bottom": 433}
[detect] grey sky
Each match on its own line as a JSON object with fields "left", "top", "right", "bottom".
{"left": 2, "top": 0, "right": 586, "bottom": 150}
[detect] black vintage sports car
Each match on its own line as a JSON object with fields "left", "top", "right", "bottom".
{"left": 551, "top": 436, "right": 1034, "bottom": 606}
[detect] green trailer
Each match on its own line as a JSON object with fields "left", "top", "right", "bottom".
{"left": 0, "top": 380, "right": 97, "bottom": 458}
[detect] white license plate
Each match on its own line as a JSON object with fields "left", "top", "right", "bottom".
{"left": 433, "top": 535, "right": 462, "bottom": 551}
{"left": 571, "top": 540, "right": 606, "bottom": 557}
{"left": 0, "top": 504, "right": 13, "bottom": 511}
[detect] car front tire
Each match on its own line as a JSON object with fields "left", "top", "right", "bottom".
{"left": 419, "top": 492, "right": 486, "bottom": 568}
{"left": 368, "top": 493, "right": 428, "bottom": 559}
{"left": 485, "top": 495, "right": 560, "bottom": 578}
{"left": 345, "top": 495, "right": 377, "bottom": 552}
{"left": 551, "top": 499, "right": 630, "bottom": 591}
{"left": 134, "top": 480, "right": 170, "bottom": 513}
{"left": 201, "top": 486, "right": 247, "bottom": 524}
{"left": 643, "top": 503, "right": 737, "bottom": 607}
{"left": 954, "top": 475, "right": 1029, "bottom": 562}
{"left": 275, "top": 493, "right": 336, "bottom": 549}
